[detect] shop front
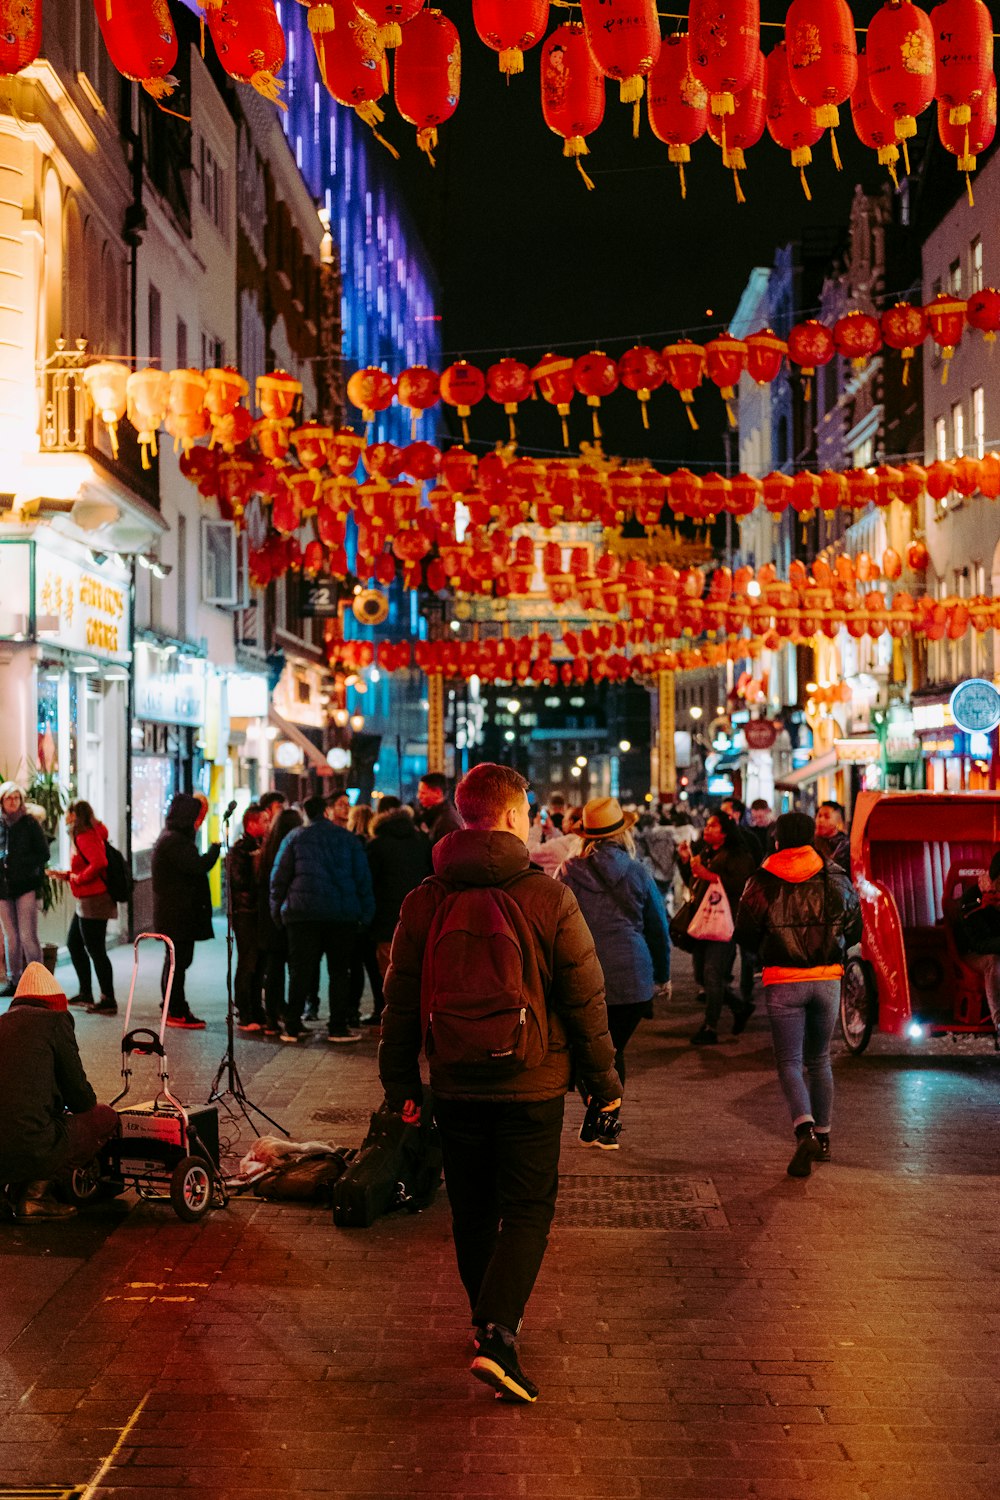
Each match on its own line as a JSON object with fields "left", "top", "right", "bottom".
{"left": 914, "top": 697, "right": 994, "bottom": 792}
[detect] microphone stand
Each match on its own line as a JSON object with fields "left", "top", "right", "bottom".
{"left": 208, "top": 805, "right": 288, "bottom": 1137}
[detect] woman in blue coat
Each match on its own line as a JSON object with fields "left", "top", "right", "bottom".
{"left": 558, "top": 797, "right": 670, "bottom": 1092}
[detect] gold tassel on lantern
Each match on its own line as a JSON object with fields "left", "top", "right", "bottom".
{"left": 620, "top": 75, "right": 644, "bottom": 106}
{"left": 377, "top": 23, "right": 402, "bottom": 48}
{"left": 877, "top": 144, "right": 900, "bottom": 190}
{"left": 792, "top": 147, "right": 812, "bottom": 202}
{"left": 724, "top": 147, "right": 747, "bottom": 205}
{"left": 563, "top": 136, "right": 595, "bottom": 191}
{"left": 499, "top": 47, "right": 524, "bottom": 76}
{"left": 668, "top": 144, "right": 689, "bottom": 200}
{"left": 250, "top": 71, "right": 288, "bottom": 109}
{"left": 356, "top": 102, "right": 401, "bottom": 159}
{"left": 417, "top": 126, "right": 439, "bottom": 166}
{"left": 829, "top": 129, "right": 842, "bottom": 171}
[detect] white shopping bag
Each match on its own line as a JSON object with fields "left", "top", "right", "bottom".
{"left": 686, "top": 882, "right": 735, "bottom": 943}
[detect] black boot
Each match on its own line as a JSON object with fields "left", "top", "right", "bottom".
{"left": 787, "top": 1124, "right": 823, "bottom": 1179}
{"left": 15, "top": 1181, "right": 77, "bottom": 1221}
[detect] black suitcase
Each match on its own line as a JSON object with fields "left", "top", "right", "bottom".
{"left": 332, "top": 1097, "right": 442, "bottom": 1229}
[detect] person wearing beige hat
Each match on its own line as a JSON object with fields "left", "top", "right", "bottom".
{"left": 0, "top": 963, "right": 118, "bottom": 1221}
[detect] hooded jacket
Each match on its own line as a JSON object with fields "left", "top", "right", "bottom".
{"left": 69, "top": 821, "right": 110, "bottom": 901}
{"left": 366, "top": 809, "right": 433, "bottom": 942}
{"left": 0, "top": 997, "right": 98, "bottom": 1180}
{"left": 379, "top": 828, "right": 621, "bottom": 1107}
{"left": 226, "top": 832, "right": 262, "bottom": 917}
{"left": 734, "top": 845, "right": 862, "bottom": 983}
{"left": 269, "top": 817, "right": 375, "bottom": 928}
{"left": 558, "top": 841, "right": 670, "bottom": 1008}
{"left": 0, "top": 784, "right": 49, "bottom": 901}
{"left": 151, "top": 794, "right": 220, "bottom": 943}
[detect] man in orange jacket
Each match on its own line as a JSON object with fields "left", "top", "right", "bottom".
{"left": 734, "top": 811, "right": 861, "bottom": 1179}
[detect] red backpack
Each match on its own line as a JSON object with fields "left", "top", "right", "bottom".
{"left": 420, "top": 878, "right": 548, "bottom": 1077}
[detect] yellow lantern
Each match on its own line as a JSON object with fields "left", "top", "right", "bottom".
{"left": 165, "top": 369, "right": 209, "bottom": 453}
{"left": 204, "top": 366, "right": 250, "bottom": 417}
{"left": 126, "top": 368, "right": 170, "bottom": 468}
{"left": 256, "top": 370, "right": 303, "bottom": 421}
{"left": 83, "top": 361, "right": 130, "bottom": 457}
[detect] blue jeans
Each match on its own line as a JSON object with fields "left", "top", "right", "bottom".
{"left": 765, "top": 978, "right": 841, "bottom": 1129}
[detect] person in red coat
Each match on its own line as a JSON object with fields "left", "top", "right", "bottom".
{"left": 51, "top": 801, "right": 119, "bottom": 1016}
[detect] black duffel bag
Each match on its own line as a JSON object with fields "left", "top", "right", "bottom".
{"left": 332, "top": 1093, "right": 442, "bottom": 1229}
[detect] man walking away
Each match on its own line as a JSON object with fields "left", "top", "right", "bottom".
{"left": 814, "top": 800, "right": 850, "bottom": 873}
{"left": 270, "top": 793, "right": 374, "bottom": 1043}
{"left": 735, "top": 811, "right": 861, "bottom": 1179}
{"left": 380, "top": 763, "right": 621, "bottom": 1405}
{"left": 416, "top": 771, "right": 463, "bottom": 847}
{"left": 151, "top": 793, "right": 220, "bottom": 1029}
{"left": 227, "top": 803, "right": 267, "bottom": 1031}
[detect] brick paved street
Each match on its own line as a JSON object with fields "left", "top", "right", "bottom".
{"left": 1, "top": 931, "right": 998, "bottom": 1499}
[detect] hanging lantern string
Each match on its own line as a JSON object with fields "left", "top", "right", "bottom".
{"left": 549, "top": 1, "right": 1000, "bottom": 37}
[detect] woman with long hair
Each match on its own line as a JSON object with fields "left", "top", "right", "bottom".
{"left": 256, "top": 806, "right": 303, "bottom": 1036}
{"left": 677, "top": 810, "right": 757, "bottom": 1046}
{"left": 0, "top": 781, "right": 49, "bottom": 995}
{"left": 55, "top": 801, "right": 119, "bottom": 1015}
{"left": 347, "top": 803, "right": 375, "bottom": 840}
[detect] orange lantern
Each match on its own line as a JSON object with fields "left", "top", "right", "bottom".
{"left": 932, "top": 0, "right": 992, "bottom": 127}
{"left": 924, "top": 291, "right": 967, "bottom": 382}
{"left": 689, "top": 0, "right": 761, "bottom": 120}
{"left": 978, "top": 452, "right": 1000, "bottom": 497}
{"left": 953, "top": 455, "right": 982, "bottom": 497}
{"left": 618, "top": 346, "right": 665, "bottom": 430}
{"left": 486, "top": 359, "right": 534, "bottom": 441}
{"left": 832, "top": 311, "right": 883, "bottom": 370}
{"left": 883, "top": 548, "right": 903, "bottom": 580}
{"left": 966, "top": 285, "right": 1000, "bottom": 343}
{"left": 165, "top": 368, "right": 209, "bottom": 453}
{"left": 647, "top": 34, "right": 709, "bottom": 196}
{"left": 851, "top": 50, "right": 903, "bottom": 185}
{"left": 880, "top": 301, "right": 927, "bottom": 384}
{"left": 867, "top": 0, "right": 936, "bottom": 171}
{"left": 787, "top": 319, "right": 834, "bottom": 399}
{"left": 396, "top": 364, "right": 441, "bottom": 436}
{"left": 355, "top": 0, "right": 425, "bottom": 50}
{"left": 706, "top": 48, "right": 767, "bottom": 202}
{"left": 765, "top": 42, "right": 824, "bottom": 200}
{"left": 394, "top": 7, "right": 461, "bottom": 164}
{"left": 907, "top": 539, "right": 929, "bottom": 571}
{"left": 744, "top": 327, "right": 787, "bottom": 384}
{"left": 900, "top": 461, "right": 927, "bottom": 505}
{"left": 541, "top": 22, "right": 606, "bottom": 188}
{"left": 207, "top": 0, "right": 286, "bottom": 103}
{"left": 126, "top": 368, "right": 169, "bottom": 468}
{"left": 925, "top": 458, "right": 955, "bottom": 500}
{"left": 439, "top": 361, "right": 485, "bottom": 444}
{"left": 347, "top": 366, "right": 396, "bottom": 424}
{"left": 580, "top": 0, "right": 660, "bottom": 118}
{"left": 1, "top": 0, "right": 41, "bottom": 75}
{"left": 93, "top": 0, "right": 178, "bottom": 99}
{"left": 472, "top": 0, "right": 549, "bottom": 77}
{"left": 573, "top": 351, "right": 619, "bottom": 439}
{"left": 844, "top": 467, "right": 876, "bottom": 511}
{"left": 873, "top": 463, "right": 904, "bottom": 507}
{"left": 293, "top": 422, "right": 333, "bottom": 472}
{"left": 937, "top": 74, "right": 997, "bottom": 203}
{"left": 705, "top": 333, "right": 748, "bottom": 428}
{"left": 785, "top": 0, "right": 858, "bottom": 168}
{"left": 256, "top": 370, "right": 302, "bottom": 420}
{"left": 661, "top": 340, "right": 706, "bottom": 430}
{"left": 204, "top": 366, "right": 249, "bottom": 421}
{"left": 533, "top": 352, "right": 575, "bottom": 447}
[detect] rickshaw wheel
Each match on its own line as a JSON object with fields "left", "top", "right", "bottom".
{"left": 840, "top": 958, "right": 875, "bottom": 1054}
{"left": 170, "top": 1157, "right": 213, "bottom": 1222}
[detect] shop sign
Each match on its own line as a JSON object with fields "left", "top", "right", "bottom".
{"left": 743, "top": 719, "right": 777, "bottom": 750}
{"left": 35, "top": 545, "right": 129, "bottom": 661}
{"left": 300, "top": 575, "right": 342, "bottom": 618}
{"left": 920, "top": 736, "right": 958, "bottom": 757}
{"left": 950, "top": 678, "right": 1000, "bottom": 734}
{"left": 834, "top": 738, "right": 881, "bottom": 765}
{"left": 884, "top": 736, "right": 921, "bottom": 763}
{"left": 134, "top": 643, "right": 206, "bottom": 726}
{"left": 912, "top": 700, "right": 954, "bottom": 732}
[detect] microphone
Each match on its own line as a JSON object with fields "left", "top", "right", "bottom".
{"left": 222, "top": 800, "right": 238, "bottom": 822}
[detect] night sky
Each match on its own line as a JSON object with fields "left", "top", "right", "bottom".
{"left": 379, "top": 1, "right": 981, "bottom": 468}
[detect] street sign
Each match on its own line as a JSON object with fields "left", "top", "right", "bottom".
{"left": 299, "top": 575, "right": 341, "bottom": 618}
{"left": 743, "top": 719, "right": 778, "bottom": 750}
{"left": 949, "top": 678, "right": 1000, "bottom": 734}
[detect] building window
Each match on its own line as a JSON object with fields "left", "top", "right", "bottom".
{"left": 973, "top": 386, "right": 985, "bottom": 460}
{"left": 935, "top": 415, "right": 948, "bottom": 462}
{"left": 200, "top": 332, "right": 224, "bottom": 369}
{"left": 148, "top": 283, "right": 161, "bottom": 366}
{"left": 199, "top": 137, "right": 226, "bottom": 237}
{"left": 949, "top": 258, "right": 962, "bottom": 295}
{"left": 177, "top": 512, "right": 187, "bottom": 639}
{"left": 971, "top": 235, "right": 983, "bottom": 294}
{"left": 952, "top": 401, "right": 964, "bottom": 457}
{"left": 176, "top": 317, "right": 187, "bottom": 369}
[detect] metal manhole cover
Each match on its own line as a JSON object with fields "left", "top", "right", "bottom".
{"left": 556, "top": 1175, "right": 729, "bottom": 1230}
{"left": 311, "top": 1107, "right": 374, "bottom": 1127}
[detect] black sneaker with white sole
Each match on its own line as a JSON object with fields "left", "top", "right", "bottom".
{"left": 470, "top": 1326, "right": 538, "bottom": 1404}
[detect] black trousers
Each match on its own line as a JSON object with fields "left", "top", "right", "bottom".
{"left": 286, "top": 921, "right": 359, "bottom": 1035}
{"left": 349, "top": 930, "right": 385, "bottom": 1019}
{"left": 161, "top": 934, "right": 195, "bottom": 1017}
{"left": 433, "top": 1095, "right": 564, "bottom": 1335}
{"left": 233, "top": 913, "right": 266, "bottom": 1024}
{"left": 66, "top": 915, "right": 116, "bottom": 1002}
{"left": 606, "top": 1002, "right": 648, "bottom": 1089}
{"left": 263, "top": 929, "right": 289, "bottom": 1031}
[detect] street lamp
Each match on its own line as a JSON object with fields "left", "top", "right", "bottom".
{"left": 576, "top": 755, "right": 588, "bottom": 766}
{"left": 504, "top": 730, "right": 515, "bottom": 742}
{"left": 689, "top": 705, "right": 703, "bottom": 720}
{"left": 507, "top": 699, "right": 521, "bottom": 715}
{"left": 618, "top": 739, "right": 631, "bottom": 752}
{"left": 570, "top": 766, "right": 582, "bottom": 778}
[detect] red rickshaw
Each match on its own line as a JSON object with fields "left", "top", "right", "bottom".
{"left": 840, "top": 790, "right": 1000, "bottom": 1052}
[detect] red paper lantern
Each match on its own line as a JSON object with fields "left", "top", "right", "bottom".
{"left": 787, "top": 319, "right": 834, "bottom": 398}
{"left": 207, "top": 0, "right": 285, "bottom": 103}
{"left": 439, "top": 446, "right": 478, "bottom": 493}
{"left": 355, "top": 0, "right": 425, "bottom": 50}
{"left": 533, "top": 352, "right": 576, "bottom": 447}
{"left": 880, "top": 301, "right": 928, "bottom": 384}
{"left": 924, "top": 291, "right": 967, "bottom": 381}
{"left": 952, "top": 456, "right": 981, "bottom": 497}
{"left": 706, "top": 48, "right": 767, "bottom": 202}
{"left": 977, "top": 453, "right": 1000, "bottom": 496}
{"left": 925, "top": 458, "right": 955, "bottom": 499}
{"left": 762, "top": 471, "right": 793, "bottom": 519}
{"left": 851, "top": 50, "right": 903, "bottom": 184}
{"left": 473, "top": 0, "right": 549, "bottom": 77}
{"left": 728, "top": 473, "right": 762, "bottom": 518}
{"left": 439, "top": 361, "right": 485, "bottom": 443}
{"left": 541, "top": 22, "right": 606, "bottom": 188}
{"left": 966, "top": 284, "right": 1000, "bottom": 343}
{"left": 937, "top": 75, "right": 997, "bottom": 199}
{"left": 573, "top": 352, "right": 619, "bottom": 439}
{"left": 661, "top": 341, "right": 706, "bottom": 430}
{"left": 346, "top": 366, "right": 396, "bottom": 424}
{"left": 400, "top": 442, "right": 441, "bottom": 481}
{"left": 618, "top": 346, "right": 665, "bottom": 429}
{"left": 94, "top": 0, "right": 178, "bottom": 98}
{"left": 832, "top": 311, "right": 883, "bottom": 369}
{"left": 310, "top": 0, "right": 390, "bottom": 138}
{"left": 396, "top": 364, "right": 441, "bottom": 436}
{"left": 580, "top": 0, "right": 660, "bottom": 110}
{"left": 765, "top": 42, "right": 824, "bottom": 199}
{"left": 689, "top": 0, "right": 761, "bottom": 119}
{"left": 705, "top": 333, "right": 748, "bottom": 428}
{"left": 1, "top": 0, "right": 41, "bottom": 75}
{"left": 744, "top": 327, "right": 787, "bottom": 384}
{"left": 487, "top": 358, "right": 534, "bottom": 441}
{"left": 647, "top": 34, "right": 709, "bottom": 197}
{"left": 785, "top": 0, "right": 858, "bottom": 167}
{"left": 932, "top": 0, "right": 992, "bottom": 125}
{"left": 867, "top": 0, "right": 936, "bottom": 163}
{"left": 394, "top": 7, "right": 461, "bottom": 163}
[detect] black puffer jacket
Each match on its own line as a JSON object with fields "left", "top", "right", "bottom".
{"left": 151, "top": 794, "right": 220, "bottom": 943}
{"left": 0, "top": 809, "right": 49, "bottom": 900}
{"left": 366, "top": 809, "right": 433, "bottom": 942}
{"left": 0, "top": 998, "right": 97, "bottom": 1180}
{"left": 681, "top": 839, "right": 756, "bottom": 921}
{"left": 380, "top": 829, "right": 621, "bottom": 1107}
{"left": 734, "top": 846, "right": 862, "bottom": 971}
{"left": 226, "top": 833, "right": 261, "bottom": 917}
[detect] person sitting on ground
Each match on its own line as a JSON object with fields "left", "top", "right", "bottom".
{"left": 814, "top": 800, "right": 850, "bottom": 873}
{"left": 415, "top": 772, "right": 464, "bottom": 847}
{"left": 0, "top": 963, "right": 119, "bottom": 1221}
{"left": 227, "top": 802, "right": 267, "bottom": 1032}
{"left": 734, "top": 811, "right": 862, "bottom": 1179}
{"left": 151, "top": 792, "right": 220, "bottom": 1029}
{"left": 365, "top": 796, "right": 432, "bottom": 1025}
